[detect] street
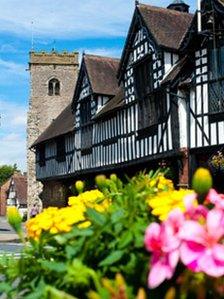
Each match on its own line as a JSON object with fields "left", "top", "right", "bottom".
{"left": 0, "top": 216, "right": 23, "bottom": 254}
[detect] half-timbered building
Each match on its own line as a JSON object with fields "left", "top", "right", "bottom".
{"left": 32, "top": 0, "right": 224, "bottom": 206}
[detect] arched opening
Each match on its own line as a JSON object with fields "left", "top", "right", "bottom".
{"left": 48, "top": 78, "right": 60, "bottom": 96}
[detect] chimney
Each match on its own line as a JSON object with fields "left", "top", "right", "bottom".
{"left": 167, "top": 0, "right": 190, "bottom": 13}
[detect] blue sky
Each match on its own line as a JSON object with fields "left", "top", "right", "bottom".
{"left": 0, "top": 0, "right": 196, "bottom": 171}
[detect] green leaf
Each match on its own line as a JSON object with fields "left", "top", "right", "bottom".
{"left": 122, "top": 253, "right": 137, "bottom": 273}
{"left": 114, "top": 222, "right": 123, "bottom": 234}
{"left": 118, "top": 231, "right": 133, "bottom": 249}
{"left": 111, "top": 209, "right": 124, "bottom": 223}
{"left": 99, "top": 250, "right": 124, "bottom": 267}
{"left": 23, "top": 289, "right": 44, "bottom": 299}
{"left": 40, "top": 260, "right": 67, "bottom": 273}
{"left": 70, "top": 227, "right": 94, "bottom": 237}
{"left": 0, "top": 281, "right": 12, "bottom": 293}
{"left": 86, "top": 208, "right": 106, "bottom": 226}
{"left": 54, "top": 235, "right": 67, "bottom": 245}
{"left": 45, "top": 285, "right": 78, "bottom": 299}
{"left": 134, "top": 233, "right": 144, "bottom": 248}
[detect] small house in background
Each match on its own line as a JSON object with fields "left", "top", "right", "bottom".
{"left": 0, "top": 179, "right": 10, "bottom": 216}
{"left": 0, "top": 172, "right": 27, "bottom": 217}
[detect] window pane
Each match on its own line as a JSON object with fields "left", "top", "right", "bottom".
{"left": 134, "top": 56, "right": 152, "bottom": 99}
{"left": 209, "top": 79, "right": 224, "bottom": 113}
{"left": 55, "top": 82, "right": 60, "bottom": 95}
{"left": 48, "top": 82, "right": 53, "bottom": 96}
{"left": 39, "top": 145, "right": 46, "bottom": 166}
{"left": 220, "top": 46, "right": 224, "bottom": 77}
{"left": 56, "top": 137, "right": 65, "bottom": 161}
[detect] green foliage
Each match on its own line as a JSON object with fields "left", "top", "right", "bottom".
{"left": 0, "top": 164, "right": 17, "bottom": 185}
{"left": 0, "top": 170, "right": 168, "bottom": 298}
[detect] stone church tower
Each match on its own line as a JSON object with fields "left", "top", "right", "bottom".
{"left": 27, "top": 51, "right": 79, "bottom": 214}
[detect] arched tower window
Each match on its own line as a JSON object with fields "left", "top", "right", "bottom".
{"left": 48, "top": 78, "right": 60, "bottom": 96}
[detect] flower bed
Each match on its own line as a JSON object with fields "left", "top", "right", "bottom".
{"left": 1, "top": 168, "right": 224, "bottom": 299}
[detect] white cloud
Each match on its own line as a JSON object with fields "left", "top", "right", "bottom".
{"left": 0, "top": 99, "right": 27, "bottom": 128}
{"left": 0, "top": 44, "right": 19, "bottom": 53}
{"left": 77, "top": 47, "right": 122, "bottom": 63}
{"left": 0, "top": 99, "right": 27, "bottom": 171}
{"left": 0, "top": 0, "right": 188, "bottom": 40}
{"left": 11, "top": 115, "right": 27, "bottom": 126}
{"left": 0, "top": 0, "right": 133, "bottom": 39}
{"left": 0, "top": 133, "right": 26, "bottom": 171}
{"left": 0, "top": 58, "right": 28, "bottom": 86}
{"left": 0, "top": 58, "right": 26, "bottom": 76}
{"left": 84, "top": 47, "right": 122, "bottom": 58}
{"left": 0, "top": 0, "right": 197, "bottom": 41}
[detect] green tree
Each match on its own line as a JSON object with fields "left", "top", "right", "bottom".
{"left": 0, "top": 164, "right": 18, "bottom": 186}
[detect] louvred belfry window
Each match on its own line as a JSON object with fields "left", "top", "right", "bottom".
{"left": 48, "top": 78, "right": 60, "bottom": 96}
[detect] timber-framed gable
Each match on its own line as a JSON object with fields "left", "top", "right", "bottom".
{"left": 32, "top": 0, "right": 224, "bottom": 196}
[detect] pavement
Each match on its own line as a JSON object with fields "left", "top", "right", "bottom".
{"left": 0, "top": 216, "right": 24, "bottom": 243}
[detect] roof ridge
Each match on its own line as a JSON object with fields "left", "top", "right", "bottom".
{"left": 84, "top": 54, "right": 120, "bottom": 61}
{"left": 138, "top": 3, "right": 194, "bottom": 16}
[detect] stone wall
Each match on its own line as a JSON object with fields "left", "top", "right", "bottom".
{"left": 27, "top": 51, "right": 79, "bottom": 215}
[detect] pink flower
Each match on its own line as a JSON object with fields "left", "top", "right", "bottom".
{"left": 206, "top": 189, "right": 224, "bottom": 210}
{"left": 144, "top": 210, "right": 183, "bottom": 288}
{"left": 184, "top": 193, "right": 208, "bottom": 221}
{"left": 180, "top": 208, "right": 224, "bottom": 276}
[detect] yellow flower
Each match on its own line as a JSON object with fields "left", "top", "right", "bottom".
{"left": 68, "top": 190, "right": 105, "bottom": 206}
{"left": 26, "top": 205, "right": 86, "bottom": 240}
{"left": 147, "top": 189, "right": 194, "bottom": 221}
{"left": 147, "top": 174, "right": 174, "bottom": 193}
{"left": 157, "top": 174, "right": 174, "bottom": 192}
{"left": 26, "top": 189, "right": 110, "bottom": 241}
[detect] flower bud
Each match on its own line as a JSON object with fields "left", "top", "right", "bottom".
{"left": 95, "top": 175, "right": 107, "bottom": 188}
{"left": 192, "top": 168, "right": 212, "bottom": 196}
{"left": 7, "top": 206, "right": 22, "bottom": 234}
{"left": 136, "top": 288, "right": 146, "bottom": 299}
{"left": 115, "top": 273, "right": 126, "bottom": 288}
{"left": 87, "top": 291, "right": 101, "bottom": 299}
{"left": 164, "top": 287, "right": 176, "bottom": 299}
{"left": 110, "top": 173, "right": 117, "bottom": 182}
{"left": 75, "top": 180, "right": 84, "bottom": 194}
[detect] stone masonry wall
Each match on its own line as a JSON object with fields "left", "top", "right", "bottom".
{"left": 27, "top": 51, "right": 79, "bottom": 215}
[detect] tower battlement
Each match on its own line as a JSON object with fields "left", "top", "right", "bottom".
{"left": 29, "top": 51, "right": 79, "bottom": 65}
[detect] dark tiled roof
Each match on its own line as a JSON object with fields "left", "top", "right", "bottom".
{"left": 32, "top": 104, "right": 74, "bottom": 147}
{"left": 94, "top": 87, "right": 125, "bottom": 119}
{"left": 84, "top": 54, "right": 120, "bottom": 95}
{"left": 13, "top": 173, "right": 27, "bottom": 205}
{"left": 138, "top": 4, "right": 193, "bottom": 50}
